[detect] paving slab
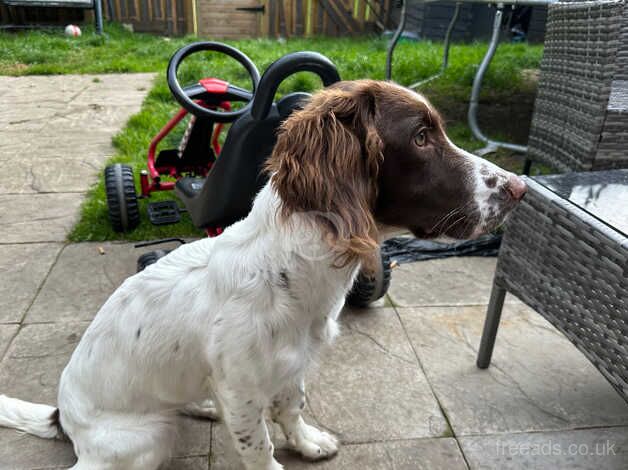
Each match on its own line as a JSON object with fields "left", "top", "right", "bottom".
{"left": 388, "top": 257, "right": 514, "bottom": 307}
{"left": 398, "top": 304, "right": 628, "bottom": 436}
{"left": 2, "top": 152, "right": 109, "bottom": 194}
{"left": 0, "top": 243, "right": 62, "bottom": 323}
{"left": 0, "top": 428, "right": 76, "bottom": 470}
{"left": 25, "top": 241, "right": 185, "bottom": 323}
{"left": 0, "top": 322, "right": 87, "bottom": 469}
{"left": 459, "top": 427, "right": 628, "bottom": 470}
{"left": 0, "top": 130, "right": 112, "bottom": 161}
{"left": 4, "top": 321, "right": 89, "bottom": 359}
{"left": 210, "top": 306, "right": 448, "bottom": 468}
{"left": 307, "top": 307, "right": 448, "bottom": 443}
{"left": 0, "top": 74, "right": 152, "bottom": 124}
{"left": 2, "top": 104, "right": 147, "bottom": 134}
{"left": 0, "top": 74, "right": 153, "bottom": 243}
{"left": 275, "top": 437, "right": 468, "bottom": 470}
{"left": 163, "top": 456, "right": 209, "bottom": 470}
{"left": 0, "top": 193, "right": 84, "bottom": 243}
{"left": 0, "top": 324, "right": 19, "bottom": 360}
{"left": 0, "top": 322, "right": 88, "bottom": 404}
{"left": 0, "top": 131, "right": 114, "bottom": 194}
{"left": 212, "top": 420, "right": 466, "bottom": 470}
{"left": 174, "top": 415, "right": 211, "bottom": 458}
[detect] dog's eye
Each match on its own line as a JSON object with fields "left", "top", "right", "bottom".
{"left": 414, "top": 130, "right": 427, "bottom": 147}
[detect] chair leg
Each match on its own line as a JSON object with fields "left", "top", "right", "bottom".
{"left": 523, "top": 158, "right": 532, "bottom": 176}
{"left": 476, "top": 282, "right": 507, "bottom": 369}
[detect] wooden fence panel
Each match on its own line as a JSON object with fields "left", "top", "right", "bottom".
{"left": 196, "top": 0, "right": 261, "bottom": 38}
{"left": 262, "top": 0, "right": 392, "bottom": 38}
{"left": 105, "top": 0, "right": 191, "bottom": 35}
{"left": 100, "top": 0, "right": 390, "bottom": 38}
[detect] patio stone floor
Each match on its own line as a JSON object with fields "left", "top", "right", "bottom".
{"left": 1, "top": 245, "right": 627, "bottom": 469}
{"left": 0, "top": 74, "right": 154, "bottom": 244}
{"left": 1, "top": 74, "right": 626, "bottom": 469}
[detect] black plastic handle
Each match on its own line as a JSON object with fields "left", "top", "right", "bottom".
{"left": 250, "top": 52, "right": 341, "bottom": 121}
{"left": 167, "top": 41, "right": 261, "bottom": 122}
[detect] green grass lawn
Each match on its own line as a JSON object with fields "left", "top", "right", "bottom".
{"left": 0, "top": 23, "right": 544, "bottom": 241}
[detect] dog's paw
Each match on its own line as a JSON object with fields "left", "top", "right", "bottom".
{"left": 289, "top": 423, "right": 339, "bottom": 461}
{"left": 181, "top": 399, "right": 220, "bottom": 420}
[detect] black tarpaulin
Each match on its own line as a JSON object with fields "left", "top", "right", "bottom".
{"left": 381, "top": 234, "right": 502, "bottom": 264}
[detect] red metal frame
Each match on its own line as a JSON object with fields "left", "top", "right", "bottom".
{"left": 145, "top": 107, "right": 188, "bottom": 194}
{"left": 143, "top": 98, "right": 231, "bottom": 198}
{"left": 211, "top": 101, "right": 231, "bottom": 155}
{"left": 141, "top": 83, "right": 232, "bottom": 237}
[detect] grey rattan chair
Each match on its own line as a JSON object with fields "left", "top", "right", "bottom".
{"left": 527, "top": 0, "right": 628, "bottom": 171}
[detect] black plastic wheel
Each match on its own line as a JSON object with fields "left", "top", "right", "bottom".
{"left": 346, "top": 251, "right": 392, "bottom": 308}
{"left": 137, "top": 249, "right": 171, "bottom": 272}
{"left": 104, "top": 164, "right": 140, "bottom": 232}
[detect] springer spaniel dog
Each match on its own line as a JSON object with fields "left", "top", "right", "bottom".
{"left": 0, "top": 80, "right": 525, "bottom": 470}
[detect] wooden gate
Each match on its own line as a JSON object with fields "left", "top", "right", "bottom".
{"left": 262, "top": 0, "right": 394, "bottom": 37}
{"left": 105, "top": 0, "right": 193, "bottom": 35}
{"left": 196, "top": 0, "right": 262, "bottom": 39}
{"left": 193, "top": 0, "right": 394, "bottom": 39}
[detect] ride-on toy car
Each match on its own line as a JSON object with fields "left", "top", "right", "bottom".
{"left": 104, "top": 42, "right": 391, "bottom": 307}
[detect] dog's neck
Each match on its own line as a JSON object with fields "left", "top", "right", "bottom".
{"left": 223, "top": 180, "right": 361, "bottom": 310}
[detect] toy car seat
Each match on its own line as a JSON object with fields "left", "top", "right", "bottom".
{"left": 174, "top": 52, "right": 341, "bottom": 229}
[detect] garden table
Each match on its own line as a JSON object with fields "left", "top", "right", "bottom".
{"left": 386, "top": 0, "right": 557, "bottom": 156}
{"left": 476, "top": 169, "right": 628, "bottom": 402}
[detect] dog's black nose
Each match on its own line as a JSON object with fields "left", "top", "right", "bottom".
{"left": 505, "top": 175, "right": 527, "bottom": 201}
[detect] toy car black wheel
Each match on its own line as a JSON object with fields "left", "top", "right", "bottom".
{"left": 346, "top": 251, "right": 392, "bottom": 308}
{"left": 137, "top": 249, "right": 171, "bottom": 272}
{"left": 104, "top": 164, "right": 140, "bottom": 232}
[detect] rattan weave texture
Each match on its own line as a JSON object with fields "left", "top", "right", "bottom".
{"left": 528, "top": 0, "right": 628, "bottom": 171}
{"left": 493, "top": 178, "right": 628, "bottom": 400}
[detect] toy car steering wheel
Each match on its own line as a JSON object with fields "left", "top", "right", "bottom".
{"left": 167, "top": 42, "right": 261, "bottom": 122}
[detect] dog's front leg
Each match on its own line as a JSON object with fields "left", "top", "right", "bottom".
{"left": 214, "top": 384, "right": 282, "bottom": 470}
{"left": 271, "top": 378, "right": 338, "bottom": 461}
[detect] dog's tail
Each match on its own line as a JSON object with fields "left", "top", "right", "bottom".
{"left": 0, "top": 394, "right": 62, "bottom": 439}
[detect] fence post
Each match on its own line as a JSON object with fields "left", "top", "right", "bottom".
{"left": 184, "top": 0, "right": 197, "bottom": 35}
{"left": 94, "top": 0, "right": 103, "bottom": 33}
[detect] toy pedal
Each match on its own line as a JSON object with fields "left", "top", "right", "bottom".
{"left": 147, "top": 200, "right": 181, "bottom": 225}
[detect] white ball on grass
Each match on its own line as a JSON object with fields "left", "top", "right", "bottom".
{"left": 64, "top": 25, "right": 82, "bottom": 37}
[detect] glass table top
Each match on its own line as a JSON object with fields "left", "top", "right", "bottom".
{"left": 533, "top": 170, "right": 628, "bottom": 237}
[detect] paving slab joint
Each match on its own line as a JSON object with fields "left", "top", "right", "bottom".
{"left": 392, "top": 305, "right": 457, "bottom": 439}
{"left": 1, "top": 243, "right": 69, "bottom": 363}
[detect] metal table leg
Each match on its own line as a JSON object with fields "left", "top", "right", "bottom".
{"left": 477, "top": 280, "right": 507, "bottom": 368}
{"left": 468, "top": 3, "right": 527, "bottom": 156}
{"left": 410, "top": 2, "right": 462, "bottom": 89}
{"left": 386, "top": 0, "right": 407, "bottom": 81}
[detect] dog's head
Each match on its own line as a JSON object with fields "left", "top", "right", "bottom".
{"left": 266, "top": 80, "right": 526, "bottom": 267}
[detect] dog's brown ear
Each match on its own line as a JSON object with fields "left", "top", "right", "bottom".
{"left": 266, "top": 82, "right": 384, "bottom": 269}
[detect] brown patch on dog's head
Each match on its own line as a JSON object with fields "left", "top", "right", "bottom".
{"left": 265, "top": 80, "right": 384, "bottom": 269}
